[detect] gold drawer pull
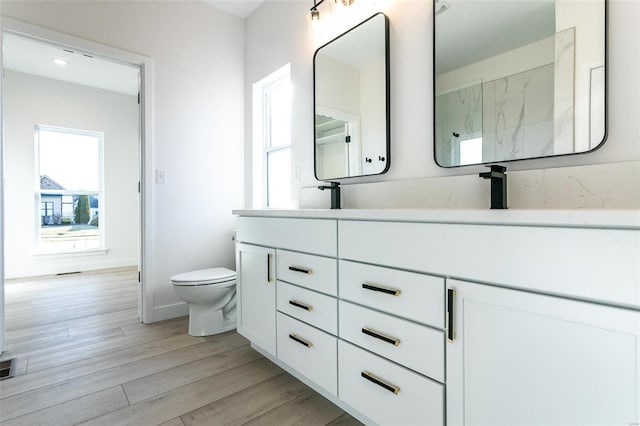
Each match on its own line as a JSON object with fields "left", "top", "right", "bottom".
{"left": 362, "top": 282, "right": 400, "bottom": 296}
{"left": 362, "top": 327, "right": 400, "bottom": 346}
{"left": 447, "top": 288, "right": 456, "bottom": 343}
{"left": 288, "top": 333, "right": 313, "bottom": 348}
{"left": 289, "top": 266, "right": 312, "bottom": 274}
{"left": 289, "top": 299, "right": 313, "bottom": 311}
{"left": 361, "top": 370, "right": 400, "bottom": 395}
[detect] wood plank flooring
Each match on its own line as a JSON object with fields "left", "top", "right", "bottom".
{"left": 0, "top": 268, "right": 360, "bottom": 426}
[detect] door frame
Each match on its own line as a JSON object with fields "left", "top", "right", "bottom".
{"left": 0, "top": 18, "right": 155, "bottom": 351}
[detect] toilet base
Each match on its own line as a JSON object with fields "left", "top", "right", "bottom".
{"left": 187, "top": 304, "right": 237, "bottom": 337}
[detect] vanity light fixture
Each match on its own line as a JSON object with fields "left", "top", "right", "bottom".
{"left": 52, "top": 58, "right": 69, "bottom": 66}
{"left": 310, "top": 0, "right": 324, "bottom": 20}
{"left": 310, "top": 0, "right": 355, "bottom": 20}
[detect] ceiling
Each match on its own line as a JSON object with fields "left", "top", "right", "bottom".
{"left": 318, "top": 14, "right": 386, "bottom": 69}
{"left": 3, "top": 33, "right": 140, "bottom": 96}
{"left": 2, "top": 1, "right": 266, "bottom": 95}
{"left": 204, "top": 0, "right": 266, "bottom": 19}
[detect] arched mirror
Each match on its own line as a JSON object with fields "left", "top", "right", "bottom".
{"left": 434, "top": 0, "right": 606, "bottom": 167}
{"left": 314, "top": 12, "right": 390, "bottom": 180}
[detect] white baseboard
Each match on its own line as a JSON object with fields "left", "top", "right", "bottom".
{"left": 152, "top": 302, "right": 188, "bottom": 322}
{"left": 6, "top": 256, "right": 138, "bottom": 279}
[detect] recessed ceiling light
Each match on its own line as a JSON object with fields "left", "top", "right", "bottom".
{"left": 52, "top": 58, "right": 69, "bottom": 66}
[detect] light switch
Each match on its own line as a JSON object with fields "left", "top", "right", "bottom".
{"left": 156, "top": 169, "right": 167, "bottom": 185}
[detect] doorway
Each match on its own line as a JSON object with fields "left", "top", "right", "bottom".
{"left": 0, "top": 19, "right": 152, "bottom": 352}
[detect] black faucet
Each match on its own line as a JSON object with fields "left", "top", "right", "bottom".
{"left": 318, "top": 182, "right": 341, "bottom": 209}
{"left": 479, "top": 165, "right": 508, "bottom": 209}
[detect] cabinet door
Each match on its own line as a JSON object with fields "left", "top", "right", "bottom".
{"left": 446, "top": 279, "right": 640, "bottom": 426}
{"left": 236, "top": 243, "right": 276, "bottom": 356}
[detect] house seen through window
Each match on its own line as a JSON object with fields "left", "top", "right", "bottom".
{"left": 37, "top": 126, "right": 104, "bottom": 253}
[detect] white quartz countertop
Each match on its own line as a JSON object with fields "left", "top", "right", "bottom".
{"left": 232, "top": 209, "right": 640, "bottom": 229}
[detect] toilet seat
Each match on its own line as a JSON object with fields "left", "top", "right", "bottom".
{"left": 171, "top": 267, "right": 236, "bottom": 287}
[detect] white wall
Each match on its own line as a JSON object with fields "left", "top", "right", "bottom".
{"left": 1, "top": 1, "right": 244, "bottom": 320}
{"left": 4, "top": 70, "right": 138, "bottom": 278}
{"left": 245, "top": 0, "right": 640, "bottom": 209}
{"left": 316, "top": 55, "right": 360, "bottom": 114}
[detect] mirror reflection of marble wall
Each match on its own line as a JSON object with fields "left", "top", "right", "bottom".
{"left": 435, "top": 0, "right": 605, "bottom": 167}
{"left": 314, "top": 13, "right": 389, "bottom": 180}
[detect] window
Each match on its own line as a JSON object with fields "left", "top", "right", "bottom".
{"left": 40, "top": 201, "right": 54, "bottom": 220}
{"left": 252, "top": 64, "right": 292, "bottom": 208}
{"left": 37, "top": 126, "right": 104, "bottom": 253}
{"left": 459, "top": 136, "right": 483, "bottom": 165}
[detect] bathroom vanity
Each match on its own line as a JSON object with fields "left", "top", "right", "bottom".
{"left": 234, "top": 209, "right": 640, "bottom": 425}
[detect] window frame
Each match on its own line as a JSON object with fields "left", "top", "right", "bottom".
{"left": 252, "top": 64, "right": 292, "bottom": 209}
{"left": 35, "top": 125, "right": 106, "bottom": 254}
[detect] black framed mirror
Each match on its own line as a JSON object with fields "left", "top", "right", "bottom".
{"left": 314, "top": 12, "right": 390, "bottom": 180}
{"left": 434, "top": 0, "right": 607, "bottom": 167}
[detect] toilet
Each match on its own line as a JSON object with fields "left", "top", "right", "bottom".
{"left": 170, "top": 267, "right": 237, "bottom": 336}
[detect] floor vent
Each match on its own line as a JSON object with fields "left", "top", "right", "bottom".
{"left": 0, "top": 358, "right": 17, "bottom": 380}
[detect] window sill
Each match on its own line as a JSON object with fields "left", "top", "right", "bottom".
{"left": 31, "top": 248, "right": 110, "bottom": 258}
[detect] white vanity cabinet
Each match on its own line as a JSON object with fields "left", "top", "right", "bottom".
{"left": 235, "top": 210, "right": 640, "bottom": 426}
{"left": 236, "top": 243, "right": 276, "bottom": 356}
{"left": 446, "top": 278, "right": 640, "bottom": 426}
{"left": 274, "top": 249, "right": 339, "bottom": 396}
{"left": 235, "top": 216, "right": 339, "bottom": 396}
{"left": 337, "top": 241, "right": 447, "bottom": 425}
{"left": 338, "top": 339, "right": 444, "bottom": 426}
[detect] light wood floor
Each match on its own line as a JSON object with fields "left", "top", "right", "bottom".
{"left": 0, "top": 268, "right": 360, "bottom": 426}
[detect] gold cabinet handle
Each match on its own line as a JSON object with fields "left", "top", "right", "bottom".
{"left": 361, "top": 370, "right": 400, "bottom": 395}
{"left": 289, "top": 266, "right": 312, "bottom": 274}
{"left": 289, "top": 299, "right": 313, "bottom": 311}
{"left": 288, "top": 333, "right": 313, "bottom": 348}
{"left": 447, "top": 288, "right": 456, "bottom": 342}
{"left": 362, "top": 327, "right": 400, "bottom": 346}
{"left": 267, "top": 253, "right": 273, "bottom": 283}
{"left": 362, "top": 282, "right": 401, "bottom": 296}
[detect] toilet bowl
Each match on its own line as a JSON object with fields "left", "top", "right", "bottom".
{"left": 171, "top": 267, "right": 237, "bottom": 336}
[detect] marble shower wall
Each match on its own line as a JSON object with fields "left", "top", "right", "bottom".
{"left": 435, "top": 83, "right": 482, "bottom": 166}
{"left": 483, "top": 63, "right": 555, "bottom": 162}
{"left": 436, "top": 28, "right": 577, "bottom": 165}
{"left": 436, "top": 64, "right": 555, "bottom": 166}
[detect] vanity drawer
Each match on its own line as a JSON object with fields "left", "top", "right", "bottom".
{"left": 277, "top": 312, "right": 337, "bottom": 396}
{"left": 339, "top": 260, "right": 444, "bottom": 328}
{"left": 237, "top": 217, "right": 336, "bottom": 256}
{"left": 339, "top": 301, "right": 444, "bottom": 382}
{"left": 277, "top": 281, "right": 337, "bottom": 334}
{"left": 277, "top": 250, "right": 337, "bottom": 296}
{"left": 338, "top": 340, "right": 444, "bottom": 426}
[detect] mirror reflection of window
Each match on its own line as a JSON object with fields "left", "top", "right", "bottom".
{"left": 459, "top": 137, "right": 483, "bottom": 166}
